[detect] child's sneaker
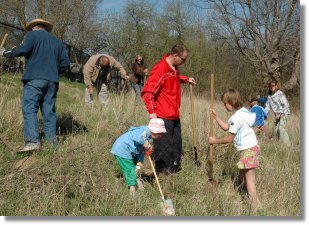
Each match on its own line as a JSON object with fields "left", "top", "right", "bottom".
{"left": 137, "top": 178, "right": 144, "bottom": 191}
{"left": 129, "top": 189, "right": 137, "bottom": 197}
{"left": 129, "top": 186, "right": 138, "bottom": 197}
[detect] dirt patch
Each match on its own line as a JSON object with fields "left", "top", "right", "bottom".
{"left": 15, "top": 156, "right": 36, "bottom": 170}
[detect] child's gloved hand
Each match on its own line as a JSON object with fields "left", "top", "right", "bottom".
{"left": 145, "top": 145, "right": 153, "bottom": 156}
{"left": 136, "top": 162, "right": 144, "bottom": 167}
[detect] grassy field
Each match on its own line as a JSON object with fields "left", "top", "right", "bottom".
{"left": 0, "top": 72, "right": 300, "bottom": 216}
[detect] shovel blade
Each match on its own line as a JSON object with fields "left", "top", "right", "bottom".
{"left": 193, "top": 146, "right": 201, "bottom": 167}
{"left": 160, "top": 199, "right": 175, "bottom": 216}
{"left": 206, "top": 159, "right": 214, "bottom": 179}
{"left": 194, "top": 160, "right": 202, "bottom": 167}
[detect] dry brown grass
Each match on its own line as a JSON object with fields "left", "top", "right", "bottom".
{"left": 0, "top": 73, "right": 301, "bottom": 216}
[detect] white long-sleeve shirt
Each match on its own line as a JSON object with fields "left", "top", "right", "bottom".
{"left": 265, "top": 90, "right": 290, "bottom": 115}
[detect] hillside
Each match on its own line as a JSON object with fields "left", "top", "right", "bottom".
{"left": 0, "top": 72, "right": 300, "bottom": 216}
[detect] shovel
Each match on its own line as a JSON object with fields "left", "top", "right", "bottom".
{"left": 189, "top": 84, "right": 201, "bottom": 167}
{"left": 147, "top": 155, "right": 175, "bottom": 216}
{"left": 0, "top": 33, "right": 8, "bottom": 48}
{"left": 206, "top": 74, "right": 218, "bottom": 191}
{"left": 0, "top": 33, "right": 8, "bottom": 74}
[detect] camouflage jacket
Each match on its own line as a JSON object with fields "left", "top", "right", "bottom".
{"left": 83, "top": 54, "right": 127, "bottom": 86}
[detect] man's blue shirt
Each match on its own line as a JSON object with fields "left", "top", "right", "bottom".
{"left": 4, "top": 30, "right": 70, "bottom": 82}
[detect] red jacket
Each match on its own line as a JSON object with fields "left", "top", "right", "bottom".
{"left": 141, "top": 54, "right": 189, "bottom": 120}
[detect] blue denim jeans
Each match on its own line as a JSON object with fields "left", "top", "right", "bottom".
{"left": 131, "top": 83, "right": 143, "bottom": 103}
{"left": 22, "top": 80, "right": 58, "bottom": 144}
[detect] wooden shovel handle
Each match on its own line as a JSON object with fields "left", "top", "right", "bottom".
{"left": 0, "top": 33, "right": 8, "bottom": 48}
{"left": 189, "top": 84, "right": 197, "bottom": 147}
{"left": 148, "top": 155, "right": 165, "bottom": 202}
{"left": 209, "top": 74, "right": 214, "bottom": 170}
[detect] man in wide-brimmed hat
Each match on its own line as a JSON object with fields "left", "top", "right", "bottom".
{"left": 25, "top": 18, "right": 53, "bottom": 32}
{"left": 0, "top": 18, "right": 70, "bottom": 153}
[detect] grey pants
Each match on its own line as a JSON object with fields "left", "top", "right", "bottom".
{"left": 273, "top": 114, "right": 291, "bottom": 146}
{"left": 85, "top": 83, "right": 109, "bottom": 106}
{"left": 131, "top": 83, "right": 143, "bottom": 103}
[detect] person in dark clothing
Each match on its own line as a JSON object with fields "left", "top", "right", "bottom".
{"left": 130, "top": 55, "right": 148, "bottom": 103}
{"left": 0, "top": 18, "right": 70, "bottom": 153}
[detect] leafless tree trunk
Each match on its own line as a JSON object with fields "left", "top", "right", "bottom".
{"left": 0, "top": 0, "right": 102, "bottom": 51}
{"left": 204, "top": 0, "right": 300, "bottom": 91}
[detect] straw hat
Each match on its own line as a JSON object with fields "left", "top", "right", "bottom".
{"left": 147, "top": 118, "right": 167, "bottom": 134}
{"left": 25, "top": 18, "right": 53, "bottom": 32}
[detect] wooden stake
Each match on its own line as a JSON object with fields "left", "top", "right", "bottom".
{"left": 209, "top": 73, "right": 214, "bottom": 179}
{"left": 0, "top": 33, "right": 8, "bottom": 48}
{"left": 189, "top": 84, "right": 197, "bottom": 148}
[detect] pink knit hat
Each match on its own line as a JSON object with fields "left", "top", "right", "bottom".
{"left": 148, "top": 118, "right": 167, "bottom": 134}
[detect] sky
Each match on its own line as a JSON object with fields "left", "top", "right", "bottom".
{"left": 99, "top": 0, "right": 126, "bottom": 11}
{"left": 99, "top": 0, "right": 164, "bottom": 13}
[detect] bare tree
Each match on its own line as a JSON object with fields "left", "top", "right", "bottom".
{"left": 124, "top": 0, "right": 155, "bottom": 54}
{"left": 205, "top": 0, "right": 300, "bottom": 90}
{"left": 0, "top": 0, "right": 102, "bottom": 53}
{"left": 97, "top": 0, "right": 157, "bottom": 70}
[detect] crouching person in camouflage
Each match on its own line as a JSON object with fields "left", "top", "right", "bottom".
{"left": 83, "top": 54, "right": 129, "bottom": 107}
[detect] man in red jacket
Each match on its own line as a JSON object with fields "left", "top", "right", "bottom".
{"left": 141, "top": 44, "right": 196, "bottom": 174}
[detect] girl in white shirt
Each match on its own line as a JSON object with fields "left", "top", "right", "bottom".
{"left": 208, "top": 89, "right": 261, "bottom": 212}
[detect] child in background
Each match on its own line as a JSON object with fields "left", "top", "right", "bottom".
{"left": 257, "top": 95, "right": 267, "bottom": 108}
{"left": 249, "top": 98, "right": 268, "bottom": 133}
{"left": 111, "top": 118, "right": 166, "bottom": 196}
{"left": 208, "top": 89, "right": 261, "bottom": 211}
